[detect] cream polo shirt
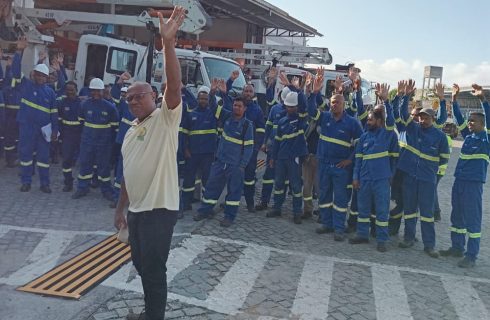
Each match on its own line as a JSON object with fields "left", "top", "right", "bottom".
{"left": 122, "top": 101, "right": 182, "bottom": 212}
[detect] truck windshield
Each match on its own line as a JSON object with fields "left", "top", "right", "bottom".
{"left": 203, "top": 58, "right": 246, "bottom": 92}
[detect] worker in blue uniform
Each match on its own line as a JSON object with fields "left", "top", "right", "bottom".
{"left": 180, "top": 84, "right": 220, "bottom": 213}
{"left": 194, "top": 96, "right": 254, "bottom": 227}
{"left": 177, "top": 84, "right": 198, "bottom": 177}
{"left": 308, "top": 68, "right": 363, "bottom": 241}
{"left": 266, "top": 92, "right": 308, "bottom": 224}
{"left": 225, "top": 71, "right": 265, "bottom": 212}
{"left": 440, "top": 84, "right": 490, "bottom": 268}
{"left": 57, "top": 81, "right": 82, "bottom": 191}
{"left": 3, "top": 55, "right": 20, "bottom": 168}
{"left": 72, "top": 78, "right": 119, "bottom": 201}
{"left": 111, "top": 72, "right": 135, "bottom": 206}
{"left": 11, "top": 39, "right": 59, "bottom": 193}
{"left": 0, "top": 49, "right": 5, "bottom": 158}
{"left": 397, "top": 80, "right": 449, "bottom": 258}
{"left": 349, "top": 89, "right": 399, "bottom": 252}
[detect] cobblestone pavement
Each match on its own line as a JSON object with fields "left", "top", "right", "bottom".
{"left": 1, "top": 141, "right": 490, "bottom": 320}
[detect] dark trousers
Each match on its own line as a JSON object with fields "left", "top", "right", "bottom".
{"left": 128, "top": 209, "right": 178, "bottom": 320}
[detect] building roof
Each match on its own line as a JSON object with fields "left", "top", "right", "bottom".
{"left": 200, "top": 0, "right": 322, "bottom": 37}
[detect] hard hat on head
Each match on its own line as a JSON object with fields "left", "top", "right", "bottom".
{"left": 419, "top": 107, "right": 435, "bottom": 117}
{"left": 284, "top": 92, "right": 298, "bottom": 107}
{"left": 280, "top": 86, "right": 291, "bottom": 102}
{"left": 33, "top": 64, "right": 49, "bottom": 76}
{"left": 120, "top": 86, "right": 128, "bottom": 93}
{"left": 198, "top": 85, "right": 210, "bottom": 94}
{"left": 89, "top": 78, "right": 105, "bottom": 90}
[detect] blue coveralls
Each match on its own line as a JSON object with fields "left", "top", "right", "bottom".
{"left": 110, "top": 82, "right": 135, "bottom": 201}
{"left": 57, "top": 95, "right": 82, "bottom": 186}
{"left": 0, "top": 63, "right": 4, "bottom": 154}
{"left": 308, "top": 92, "right": 363, "bottom": 234}
{"left": 180, "top": 96, "right": 221, "bottom": 208}
{"left": 11, "top": 53, "right": 58, "bottom": 187}
{"left": 197, "top": 113, "right": 254, "bottom": 221}
{"left": 77, "top": 97, "right": 119, "bottom": 195}
{"left": 177, "top": 87, "right": 198, "bottom": 176}
{"left": 272, "top": 113, "right": 308, "bottom": 215}
{"left": 389, "top": 96, "right": 448, "bottom": 233}
{"left": 449, "top": 100, "right": 490, "bottom": 261}
{"left": 353, "top": 126, "right": 399, "bottom": 242}
{"left": 397, "top": 95, "right": 450, "bottom": 249}
{"left": 3, "top": 63, "right": 20, "bottom": 165}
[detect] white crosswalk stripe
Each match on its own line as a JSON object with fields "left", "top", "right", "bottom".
{"left": 1, "top": 223, "right": 490, "bottom": 320}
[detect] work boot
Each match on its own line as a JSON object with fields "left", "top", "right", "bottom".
{"left": 40, "top": 186, "right": 52, "bottom": 194}
{"left": 220, "top": 217, "right": 233, "bottom": 228}
{"left": 90, "top": 179, "right": 99, "bottom": 189}
{"left": 349, "top": 236, "right": 369, "bottom": 244}
{"left": 434, "top": 210, "right": 441, "bottom": 222}
{"left": 333, "top": 233, "right": 345, "bottom": 242}
{"left": 255, "top": 202, "right": 268, "bottom": 211}
{"left": 316, "top": 226, "right": 334, "bottom": 234}
{"left": 266, "top": 209, "right": 281, "bottom": 218}
{"left": 126, "top": 311, "right": 145, "bottom": 320}
{"left": 439, "top": 247, "right": 464, "bottom": 258}
{"left": 20, "top": 184, "right": 31, "bottom": 192}
{"left": 62, "top": 184, "right": 73, "bottom": 192}
{"left": 345, "top": 225, "right": 356, "bottom": 234}
{"left": 183, "top": 204, "right": 192, "bottom": 212}
{"left": 102, "top": 192, "right": 114, "bottom": 202}
{"left": 301, "top": 211, "right": 313, "bottom": 220}
{"left": 247, "top": 204, "right": 256, "bottom": 213}
{"left": 377, "top": 243, "right": 387, "bottom": 252}
{"left": 312, "top": 209, "right": 319, "bottom": 216}
{"left": 293, "top": 215, "right": 302, "bottom": 224}
{"left": 398, "top": 240, "right": 415, "bottom": 248}
{"left": 72, "top": 189, "right": 89, "bottom": 199}
{"left": 424, "top": 248, "right": 439, "bottom": 258}
{"left": 458, "top": 257, "right": 476, "bottom": 268}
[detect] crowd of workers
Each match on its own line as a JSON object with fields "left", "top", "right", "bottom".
{"left": 0, "top": 39, "right": 489, "bottom": 269}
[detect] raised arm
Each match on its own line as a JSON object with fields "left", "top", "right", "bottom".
{"left": 434, "top": 83, "right": 447, "bottom": 128}
{"left": 471, "top": 84, "right": 490, "bottom": 138}
{"left": 266, "top": 67, "right": 277, "bottom": 107}
{"left": 159, "top": 8, "right": 185, "bottom": 109}
{"left": 451, "top": 84, "right": 470, "bottom": 138}
{"left": 307, "top": 68, "right": 324, "bottom": 121}
{"left": 376, "top": 83, "right": 395, "bottom": 130}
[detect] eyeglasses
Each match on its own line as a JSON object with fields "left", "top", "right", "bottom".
{"left": 126, "top": 92, "right": 152, "bottom": 102}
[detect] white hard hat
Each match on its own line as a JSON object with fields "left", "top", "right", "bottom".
{"left": 33, "top": 64, "right": 49, "bottom": 76}
{"left": 89, "top": 78, "right": 105, "bottom": 90}
{"left": 284, "top": 92, "right": 298, "bottom": 107}
{"left": 120, "top": 87, "right": 128, "bottom": 93}
{"left": 198, "top": 85, "right": 210, "bottom": 94}
{"left": 280, "top": 86, "right": 291, "bottom": 102}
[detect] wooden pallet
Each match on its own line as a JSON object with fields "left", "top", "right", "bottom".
{"left": 17, "top": 234, "right": 131, "bottom": 299}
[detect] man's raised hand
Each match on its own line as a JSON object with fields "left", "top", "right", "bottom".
{"left": 375, "top": 83, "right": 390, "bottom": 101}
{"left": 158, "top": 6, "right": 186, "bottom": 44}
{"left": 405, "top": 79, "right": 416, "bottom": 96}
{"left": 397, "top": 80, "right": 406, "bottom": 96}
{"left": 434, "top": 83, "right": 445, "bottom": 100}
{"left": 452, "top": 83, "right": 460, "bottom": 101}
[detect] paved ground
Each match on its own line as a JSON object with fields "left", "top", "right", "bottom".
{"left": 1, "top": 141, "right": 490, "bottom": 320}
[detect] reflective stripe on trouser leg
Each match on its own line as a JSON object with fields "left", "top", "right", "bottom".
{"left": 198, "top": 161, "right": 226, "bottom": 216}
{"left": 77, "top": 143, "right": 97, "bottom": 190}
{"left": 456, "top": 179, "right": 483, "bottom": 260}
{"left": 4, "top": 110, "right": 19, "bottom": 162}
{"left": 302, "top": 154, "right": 317, "bottom": 213}
{"left": 243, "top": 150, "right": 258, "bottom": 206}
{"left": 332, "top": 166, "right": 349, "bottom": 233}
{"left": 356, "top": 181, "right": 373, "bottom": 239}
{"left": 402, "top": 173, "right": 419, "bottom": 243}
{"left": 288, "top": 159, "right": 303, "bottom": 215}
{"left": 348, "top": 189, "right": 359, "bottom": 227}
{"left": 224, "top": 166, "right": 244, "bottom": 221}
{"left": 18, "top": 124, "right": 34, "bottom": 185}
{"left": 373, "top": 179, "right": 390, "bottom": 242}
{"left": 95, "top": 144, "right": 114, "bottom": 194}
{"left": 418, "top": 179, "right": 436, "bottom": 249}
{"left": 449, "top": 179, "right": 466, "bottom": 252}
{"left": 33, "top": 130, "right": 51, "bottom": 186}
{"left": 318, "top": 161, "right": 334, "bottom": 228}
{"left": 273, "top": 159, "right": 287, "bottom": 211}
{"left": 181, "top": 155, "right": 199, "bottom": 207}
{"left": 260, "top": 152, "right": 275, "bottom": 204}
{"left": 61, "top": 134, "right": 80, "bottom": 186}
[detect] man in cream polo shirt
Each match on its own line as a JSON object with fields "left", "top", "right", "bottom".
{"left": 114, "top": 7, "right": 186, "bottom": 320}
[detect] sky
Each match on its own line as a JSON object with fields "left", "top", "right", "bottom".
{"left": 266, "top": 0, "right": 490, "bottom": 87}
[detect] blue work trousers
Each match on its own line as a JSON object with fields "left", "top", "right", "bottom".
{"left": 318, "top": 161, "right": 350, "bottom": 233}
{"left": 18, "top": 124, "right": 50, "bottom": 186}
{"left": 77, "top": 142, "right": 113, "bottom": 194}
{"left": 402, "top": 173, "right": 436, "bottom": 249}
{"left": 61, "top": 132, "right": 81, "bottom": 186}
{"left": 260, "top": 151, "right": 275, "bottom": 205}
{"left": 273, "top": 158, "right": 303, "bottom": 215}
{"left": 181, "top": 153, "right": 214, "bottom": 207}
{"left": 198, "top": 161, "right": 244, "bottom": 221}
{"left": 113, "top": 146, "right": 123, "bottom": 201}
{"left": 357, "top": 179, "right": 390, "bottom": 243}
{"left": 243, "top": 150, "right": 258, "bottom": 206}
{"left": 4, "top": 109, "right": 18, "bottom": 163}
{"left": 450, "top": 179, "right": 483, "bottom": 261}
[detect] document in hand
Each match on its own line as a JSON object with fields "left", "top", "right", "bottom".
{"left": 41, "top": 123, "right": 53, "bottom": 142}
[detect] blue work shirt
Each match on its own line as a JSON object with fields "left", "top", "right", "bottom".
{"left": 272, "top": 113, "right": 308, "bottom": 160}
{"left": 56, "top": 95, "right": 83, "bottom": 135}
{"left": 216, "top": 115, "right": 254, "bottom": 168}
{"left": 182, "top": 100, "right": 222, "bottom": 155}
{"left": 78, "top": 98, "right": 119, "bottom": 146}
{"left": 111, "top": 82, "right": 135, "bottom": 144}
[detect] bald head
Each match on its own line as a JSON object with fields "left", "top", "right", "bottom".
{"left": 127, "top": 81, "right": 157, "bottom": 120}
{"left": 330, "top": 94, "right": 345, "bottom": 117}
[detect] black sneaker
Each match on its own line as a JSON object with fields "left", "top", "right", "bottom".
{"left": 316, "top": 226, "right": 334, "bottom": 234}
{"left": 349, "top": 236, "right": 369, "bottom": 244}
{"left": 458, "top": 257, "right": 476, "bottom": 268}
{"left": 312, "top": 209, "right": 319, "bottom": 216}
{"left": 439, "top": 247, "right": 464, "bottom": 258}
{"left": 424, "top": 248, "right": 439, "bottom": 258}
{"left": 334, "top": 233, "right": 345, "bottom": 242}
{"left": 398, "top": 240, "right": 415, "bottom": 248}
{"left": 301, "top": 211, "right": 313, "bottom": 220}
{"left": 266, "top": 209, "right": 281, "bottom": 218}
{"left": 62, "top": 185, "right": 73, "bottom": 192}
{"left": 72, "top": 189, "right": 89, "bottom": 199}
{"left": 293, "top": 215, "right": 302, "bottom": 224}
{"left": 220, "top": 217, "right": 233, "bottom": 227}
{"left": 40, "top": 186, "right": 52, "bottom": 194}
{"left": 20, "top": 184, "right": 31, "bottom": 192}
{"left": 377, "top": 243, "right": 387, "bottom": 252}
{"left": 255, "top": 202, "right": 268, "bottom": 211}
